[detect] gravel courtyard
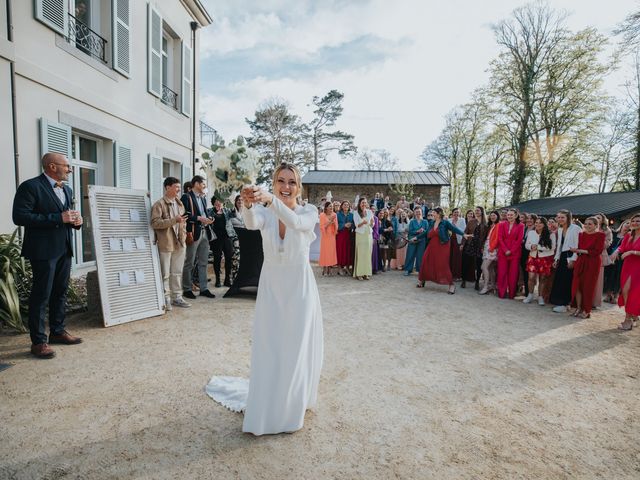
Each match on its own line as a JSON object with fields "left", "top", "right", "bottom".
{"left": 1, "top": 268, "right": 638, "bottom": 479}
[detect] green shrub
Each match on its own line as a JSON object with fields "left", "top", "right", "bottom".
{"left": 0, "top": 230, "right": 88, "bottom": 333}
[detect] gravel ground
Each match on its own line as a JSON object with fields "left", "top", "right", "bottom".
{"left": 0, "top": 267, "right": 639, "bottom": 480}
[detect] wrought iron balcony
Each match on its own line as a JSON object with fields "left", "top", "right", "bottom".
{"left": 67, "top": 14, "right": 107, "bottom": 64}
{"left": 200, "top": 120, "right": 220, "bottom": 148}
{"left": 161, "top": 85, "right": 179, "bottom": 110}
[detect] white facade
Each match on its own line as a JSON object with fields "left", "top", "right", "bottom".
{"left": 0, "top": 0, "right": 212, "bottom": 272}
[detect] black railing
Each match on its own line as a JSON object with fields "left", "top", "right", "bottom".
{"left": 200, "top": 120, "right": 220, "bottom": 147}
{"left": 162, "top": 85, "right": 179, "bottom": 110}
{"left": 67, "top": 14, "right": 107, "bottom": 64}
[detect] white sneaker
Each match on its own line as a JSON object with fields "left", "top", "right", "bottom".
{"left": 523, "top": 294, "right": 534, "bottom": 304}
{"left": 165, "top": 296, "right": 173, "bottom": 311}
{"left": 552, "top": 305, "right": 567, "bottom": 313}
{"left": 538, "top": 296, "right": 545, "bottom": 306}
{"left": 172, "top": 298, "right": 191, "bottom": 308}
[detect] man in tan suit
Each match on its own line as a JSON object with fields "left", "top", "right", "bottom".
{"left": 151, "top": 176, "right": 191, "bottom": 310}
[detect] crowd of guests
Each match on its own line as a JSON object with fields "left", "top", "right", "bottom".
{"left": 317, "top": 192, "right": 640, "bottom": 331}
{"left": 150, "top": 175, "right": 245, "bottom": 311}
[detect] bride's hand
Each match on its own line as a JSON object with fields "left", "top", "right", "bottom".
{"left": 241, "top": 185, "right": 255, "bottom": 207}
{"left": 252, "top": 188, "right": 273, "bottom": 205}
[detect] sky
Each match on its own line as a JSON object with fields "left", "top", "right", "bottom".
{"left": 197, "top": 0, "right": 637, "bottom": 170}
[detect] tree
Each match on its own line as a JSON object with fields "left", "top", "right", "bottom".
{"left": 593, "top": 105, "right": 634, "bottom": 192}
{"left": 309, "top": 90, "right": 357, "bottom": 170}
{"left": 421, "top": 110, "right": 463, "bottom": 208}
{"left": 352, "top": 148, "right": 399, "bottom": 171}
{"left": 527, "top": 27, "right": 612, "bottom": 197}
{"left": 490, "top": 2, "right": 567, "bottom": 203}
{"left": 245, "top": 98, "right": 312, "bottom": 184}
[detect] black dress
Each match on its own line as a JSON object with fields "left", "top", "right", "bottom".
{"left": 603, "top": 233, "right": 623, "bottom": 294}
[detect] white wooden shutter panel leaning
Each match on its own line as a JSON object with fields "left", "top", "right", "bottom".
{"left": 39, "top": 118, "right": 72, "bottom": 159}
{"left": 35, "top": 0, "right": 68, "bottom": 36}
{"left": 148, "top": 154, "right": 163, "bottom": 202}
{"left": 114, "top": 143, "right": 132, "bottom": 188}
{"left": 181, "top": 41, "right": 192, "bottom": 117}
{"left": 181, "top": 164, "right": 192, "bottom": 185}
{"left": 147, "top": 3, "right": 162, "bottom": 97}
{"left": 112, "top": 0, "right": 131, "bottom": 77}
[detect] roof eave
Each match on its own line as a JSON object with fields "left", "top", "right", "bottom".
{"left": 181, "top": 0, "right": 214, "bottom": 26}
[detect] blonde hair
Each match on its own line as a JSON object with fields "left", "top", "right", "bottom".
{"left": 272, "top": 162, "right": 303, "bottom": 204}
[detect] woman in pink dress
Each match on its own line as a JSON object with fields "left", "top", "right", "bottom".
{"left": 612, "top": 213, "right": 640, "bottom": 330}
{"left": 318, "top": 202, "right": 338, "bottom": 276}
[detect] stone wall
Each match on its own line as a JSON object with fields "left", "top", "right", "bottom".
{"left": 305, "top": 184, "right": 442, "bottom": 207}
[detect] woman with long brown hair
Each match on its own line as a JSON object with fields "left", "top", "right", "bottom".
{"left": 570, "top": 217, "right": 605, "bottom": 318}
{"left": 612, "top": 213, "right": 640, "bottom": 330}
{"left": 497, "top": 208, "right": 525, "bottom": 299}
{"left": 523, "top": 217, "right": 556, "bottom": 305}
{"left": 336, "top": 200, "right": 354, "bottom": 276}
{"left": 460, "top": 209, "right": 477, "bottom": 288}
{"left": 318, "top": 201, "right": 338, "bottom": 276}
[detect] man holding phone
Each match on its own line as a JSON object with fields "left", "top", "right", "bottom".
{"left": 12, "top": 153, "right": 83, "bottom": 358}
{"left": 151, "top": 176, "right": 191, "bottom": 311}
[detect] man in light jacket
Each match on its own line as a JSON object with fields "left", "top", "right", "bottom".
{"left": 151, "top": 176, "right": 191, "bottom": 310}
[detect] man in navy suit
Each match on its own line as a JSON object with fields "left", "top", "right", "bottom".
{"left": 12, "top": 153, "right": 84, "bottom": 358}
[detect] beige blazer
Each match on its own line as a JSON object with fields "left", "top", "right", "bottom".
{"left": 151, "top": 196, "right": 187, "bottom": 252}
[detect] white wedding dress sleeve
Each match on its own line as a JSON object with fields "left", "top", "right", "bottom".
{"left": 205, "top": 198, "right": 323, "bottom": 435}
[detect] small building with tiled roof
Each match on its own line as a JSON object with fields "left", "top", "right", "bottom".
{"left": 510, "top": 190, "right": 640, "bottom": 223}
{"left": 301, "top": 170, "right": 449, "bottom": 206}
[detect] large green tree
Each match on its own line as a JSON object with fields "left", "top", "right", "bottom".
{"left": 309, "top": 90, "right": 356, "bottom": 170}
{"left": 490, "top": 2, "right": 567, "bottom": 203}
{"left": 245, "top": 99, "right": 312, "bottom": 184}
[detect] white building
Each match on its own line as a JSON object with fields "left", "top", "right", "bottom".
{"left": 0, "top": 0, "right": 213, "bottom": 272}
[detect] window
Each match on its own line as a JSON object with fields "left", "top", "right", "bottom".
{"left": 67, "top": 0, "right": 110, "bottom": 64}
{"left": 70, "top": 133, "right": 103, "bottom": 265}
{"left": 160, "top": 25, "right": 179, "bottom": 110}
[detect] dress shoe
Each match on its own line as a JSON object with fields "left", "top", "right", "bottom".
{"left": 31, "top": 343, "right": 55, "bottom": 359}
{"left": 183, "top": 290, "right": 196, "bottom": 299}
{"left": 49, "top": 330, "right": 82, "bottom": 345}
{"left": 224, "top": 279, "right": 231, "bottom": 287}
{"left": 200, "top": 289, "right": 216, "bottom": 298}
{"left": 215, "top": 280, "right": 222, "bottom": 288}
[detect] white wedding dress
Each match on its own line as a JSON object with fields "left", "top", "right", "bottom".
{"left": 205, "top": 197, "right": 324, "bottom": 435}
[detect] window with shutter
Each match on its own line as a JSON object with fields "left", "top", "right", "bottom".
{"left": 39, "top": 118, "right": 72, "bottom": 159}
{"left": 181, "top": 41, "right": 192, "bottom": 117}
{"left": 148, "top": 154, "right": 163, "bottom": 202}
{"left": 114, "top": 143, "right": 132, "bottom": 188}
{"left": 35, "top": 0, "right": 68, "bottom": 36}
{"left": 112, "top": 0, "right": 131, "bottom": 77}
{"left": 147, "top": 3, "right": 162, "bottom": 97}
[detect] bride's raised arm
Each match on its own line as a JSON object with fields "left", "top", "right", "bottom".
{"left": 268, "top": 196, "right": 318, "bottom": 232}
{"left": 244, "top": 204, "right": 266, "bottom": 230}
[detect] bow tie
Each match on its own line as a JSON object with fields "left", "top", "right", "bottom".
{"left": 54, "top": 182, "right": 64, "bottom": 189}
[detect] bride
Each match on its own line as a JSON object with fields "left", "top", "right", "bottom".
{"left": 205, "top": 163, "right": 324, "bottom": 435}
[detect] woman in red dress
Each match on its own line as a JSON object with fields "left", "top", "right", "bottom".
{"left": 613, "top": 213, "right": 640, "bottom": 330}
{"left": 570, "top": 217, "right": 605, "bottom": 318}
{"left": 418, "top": 207, "right": 469, "bottom": 294}
{"left": 497, "top": 209, "right": 525, "bottom": 299}
{"left": 335, "top": 201, "right": 354, "bottom": 275}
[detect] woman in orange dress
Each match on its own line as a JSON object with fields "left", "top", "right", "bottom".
{"left": 570, "top": 217, "right": 605, "bottom": 319}
{"left": 613, "top": 213, "right": 640, "bottom": 330}
{"left": 318, "top": 201, "right": 338, "bottom": 276}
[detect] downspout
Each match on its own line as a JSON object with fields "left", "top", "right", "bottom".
{"left": 190, "top": 21, "right": 199, "bottom": 173}
{"left": 7, "top": 0, "right": 19, "bottom": 191}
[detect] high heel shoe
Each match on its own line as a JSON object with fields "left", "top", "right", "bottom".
{"left": 416, "top": 281, "right": 425, "bottom": 288}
